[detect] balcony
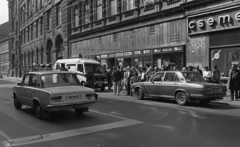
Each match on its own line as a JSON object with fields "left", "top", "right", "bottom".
{"left": 93, "top": 20, "right": 105, "bottom": 29}
{"left": 82, "top": 23, "right": 92, "bottom": 32}
{"left": 162, "top": 0, "right": 185, "bottom": 11}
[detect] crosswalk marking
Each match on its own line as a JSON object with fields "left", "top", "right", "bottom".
{"left": 3, "top": 119, "right": 142, "bottom": 147}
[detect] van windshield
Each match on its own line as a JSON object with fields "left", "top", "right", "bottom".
{"left": 85, "top": 63, "right": 102, "bottom": 73}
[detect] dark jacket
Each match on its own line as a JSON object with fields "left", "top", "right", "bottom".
{"left": 229, "top": 69, "right": 240, "bottom": 90}
{"left": 112, "top": 70, "right": 122, "bottom": 82}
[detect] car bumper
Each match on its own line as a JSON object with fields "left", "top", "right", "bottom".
{"left": 46, "top": 101, "right": 97, "bottom": 111}
{"left": 190, "top": 94, "right": 226, "bottom": 100}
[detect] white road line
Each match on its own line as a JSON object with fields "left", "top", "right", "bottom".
{"left": 4, "top": 119, "right": 142, "bottom": 147}
{"left": 90, "top": 110, "right": 129, "bottom": 120}
{"left": 0, "top": 130, "right": 11, "bottom": 140}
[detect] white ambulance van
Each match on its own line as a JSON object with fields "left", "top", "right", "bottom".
{"left": 54, "top": 58, "right": 108, "bottom": 91}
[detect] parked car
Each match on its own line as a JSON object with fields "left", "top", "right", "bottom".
{"left": 0, "top": 73, "right": 2, "bottom": 78}
{"left": 13, "top": 71, "right": 98, "bottom": 119}
{"left": 132, "top": 71, "right": 227, "bottom": 106}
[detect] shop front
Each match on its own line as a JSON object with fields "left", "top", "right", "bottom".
{"left": 153, "top": 46, "right": 185, "bottom": 70}
{"left": 133, "top": 50, "right": 152, "bottom": 69}
{"left": 188, "top": 5, "right": 240, "bottom": 76}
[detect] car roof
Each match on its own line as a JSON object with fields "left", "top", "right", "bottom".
{"left": 28, "top": 71, "right": 73, "bottom": 75}
{"left": 156, "top": 71, "right": 197, "bottom": 74}
{"left": 56, "top": 58, "right": 99, "bottom": 64}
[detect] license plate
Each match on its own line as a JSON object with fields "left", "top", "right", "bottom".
{"left": 67, "top": 94, "right": 81, "bottom": 100}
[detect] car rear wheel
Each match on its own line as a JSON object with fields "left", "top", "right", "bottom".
{"left": 135, "top": 88, "right": 144, "bottom": 100}
{"left": 75, "top": 108, "right": 84, "bottom": 115}
{"left": 35, "top": 103, "right": 43, "bottom": 119}
{"left": 199, "top": 100, "right": 210, "bottom": 105}
{"left": 14, "top": 96, "right": 22, "bottom": 110}
{"left": 176, "top": 92, "right": 189, "bottom": 106}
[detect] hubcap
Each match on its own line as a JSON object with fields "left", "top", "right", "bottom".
{"left": 178, "top": 93, "right": 186, "bottom": 103}
{"left": 136, "top": 90, "right": 141, "bottom": 98}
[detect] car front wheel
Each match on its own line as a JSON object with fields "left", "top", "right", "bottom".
{"left": 35, "top": 103, "right": 43, "bottom": 119}
{"left": 14, "top": 96, "right": 22, "bottom": 110}
{"left": 135, "top": 88, "right": 144, "bottom": 100}
{"left": 176, "top": 92, "right": 189, "bottom": 106}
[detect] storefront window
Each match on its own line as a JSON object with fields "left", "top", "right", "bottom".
{"left": 143, "top": 57, "right": 152, "bottom": 67}
{"left": 211, "top": 48, "right": 239, "bottom": 77}
{"left": 134, "top": 58, "right": 143, "bottom": 68}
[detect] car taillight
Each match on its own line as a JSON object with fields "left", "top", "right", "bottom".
{"left": 51, "top": 96, "right": 62, "bottom": 101}
{"left": 205, "top": 88, "right": 212, "bottom": 93}
{"left": 86, "top": 94, "right": 96, "bottom": 100}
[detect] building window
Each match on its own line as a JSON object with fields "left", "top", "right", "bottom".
{"left": 56, "top": 5, "right": 61, "bottom": 26}
{"left": 47, "top": 10, "right": 52, "bottom": 30}
{"left": 25, "top": 29, "right": 27, "bottom": 43}
{"left": 40, "top": 18, "right": 43, "bottom": 35}
{"left": 33, "top": 22, "right": 36, "bottom": 39}
{"left": 97, "top": 0, "right": 102, "bottom": 20}
{"left": 127, "top": 0, "right": 135, "bottom": 11}
{"left": 31, "top": 24, "right": 33, "bottom": 40}
{"left": 36, "top": 49, "right": 39, "bottom": 64}
{"left": 110, "top": 0, "right": 117, "bottom": 16}
{"left": 36, "top": 20, "right": 38, "bottom": 38}
{"left": 72, "top": 6, "right": 79, "bottom": 28}
{"left": 26, "top": 28, "right": 29, "bottom": 42}
{"left": 83, "top": 2, "right": 91, "bottom": 25}
{"left": 41, "top": 47, "right": 43, "bottom": 64}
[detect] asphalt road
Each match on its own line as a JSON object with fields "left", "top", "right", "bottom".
{"left": 0, "top": 79, "right": 240, "bottom": 147}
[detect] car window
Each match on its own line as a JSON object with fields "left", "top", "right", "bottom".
{"left": 67, "top": 64, "right": 76, "bottom": 72}
{"left": 41, "top": 73, "right": 80, "bottom": 88}
{"left": 152, "top": 73, "right": 164, "bottom": 82}
{"left": 182, "top": 72, "right": 206, "bottom": 83}
{"left": 29, "top": 74, "right": 37, "bottom": 87}
{"left": 77, "top": 64, "right": 84, "bottom": 73}
{"left": 173, "top": 73, "right": 180, "bottom": 82}
{"left": 164, "top": 73, "right": 175, "bottom": 82}
{"left": 22, "top": 75, "right": 30, "bottom": 85}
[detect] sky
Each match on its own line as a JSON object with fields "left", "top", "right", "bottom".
{"left": 0, "top": 0, "right": 8, "bottom": 25}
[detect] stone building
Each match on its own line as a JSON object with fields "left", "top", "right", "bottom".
{"left": 68, "top": 0, "right": 187, "bottom": 70}
{"left": 8, "top": 0, "right": 69, "bottom": 76}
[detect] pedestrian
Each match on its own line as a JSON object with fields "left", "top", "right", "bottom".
{"left": 212, "top": 65, "right": 220, "bottom": 83}
{"left": 145, "top": 64, "right": 152, "bottom": 81}
{"left": 126, "top": 66, "right": 133, "bottom": 96}
{"left": 140, "top": 67, "right": 147, "bottom": 82}
{"left": 106, "top": 69, "right": 112, "bottom": 90}
{"left": 203, "top": 66, "right": 212, "bottom": 81}
{"left": 86, "top": 67, "right": 95, "bottom": 88}
{"left": 229, "top": 64, "right": 240, "bottom": 101}
{"left": 112, "top": 66, "right": 122, "bottom": 95}
{"left": 130, "top": 73, "right": 138, "bottom": 96}
{"left": 196, "top": 66, "right": 203, "bottom": 76}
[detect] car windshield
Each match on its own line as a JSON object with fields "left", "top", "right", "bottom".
{"left": 85, "top": 63, "right": 102, "bottom": 74}
{"left": 182, "top": 72, "right": 206, "bottom": 83}
{"left": 41, "top": 73, "right": 80, "bottom": 88}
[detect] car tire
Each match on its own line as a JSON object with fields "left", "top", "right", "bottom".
{"left": 35, "top": 103, "right": 43, "bottom": 119}
{"left": 135, "top": 88, "right": 144, "bottom": 100}
{"left": 14, "top": 96, "right": 22, "bottom": 110}
{"left": 100, "top": 86, "right": 105, "bottom": 92}
{"left": 199, "top": 100, "right": 210, "bottom": 105}
{"left": 75, "top": 108, "right": 84, "bottom": 115}
{"left": 176, "top": 92, "right": 189, "bottom": 106}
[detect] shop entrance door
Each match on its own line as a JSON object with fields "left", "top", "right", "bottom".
{"left": 108, "top": 58, "right": 115, "bottom": 70}
{"left": 124, "top": 58, "right": 132, "bottom": 67}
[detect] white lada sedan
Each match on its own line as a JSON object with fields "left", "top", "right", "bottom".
{"left": 13, "top": 71, "right": 98, "bottom": 119}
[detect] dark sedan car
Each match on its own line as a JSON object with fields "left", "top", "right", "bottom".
{"left": 132, "top": 71, "right": 227, "bottom": 106}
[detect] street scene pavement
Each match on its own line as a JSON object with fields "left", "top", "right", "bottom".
{"left": 0, "top": 76, "right": 240, "bottom": 147}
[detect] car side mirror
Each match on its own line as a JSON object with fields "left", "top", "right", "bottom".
{"left": 17, "top": 83, "right": 22, "bottom": 86}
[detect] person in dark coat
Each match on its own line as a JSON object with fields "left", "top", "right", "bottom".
{"left": 112, "top": 66, "right": 122, "bottom": 95}
{"left": 229, "top": 64, "right": 240, "bottom": 101}
{"left": 106, "top": 69, "right": 112, "bottom": 90}
{"left": 86, "top": 67, "right": 95, "bottom": 88}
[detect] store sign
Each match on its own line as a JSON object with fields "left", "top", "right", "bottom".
{"left": 101, "top": 54, "right": 107, "bottom": 58}
{"left": 124, "top": 52, "right": 132, "bottom": 56}
{"left": 162, "top": 48, "right": 173, "bottom": 52}
{"left": 134, "top": 51, "right": 141, "bottom": 55}
{"left": 154, "top": 49, "right": 161, "bottom": 53}
{"left": 116, "top": 53, "right": 123, "bottom": 57}
{"left": 108, "top": 53, "right": 115, "bottom": 58}
{"left": 188, "top": 8, "right": 240, "bottom": 34}
{"left": 143, "top": 50, "right": 151, "bottom": 54}
{"left": 174, "top": 46, "right": 182, "bottom": 51}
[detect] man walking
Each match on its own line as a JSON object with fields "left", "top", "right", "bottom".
{"left": 229, "top": 64, "right": 240, "bottom": 101}
{"left": 212, "top": 65, "right": 220, "bottom": 83}
{"left": 112, "top": 66, "right": 122, "bottom": 95}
